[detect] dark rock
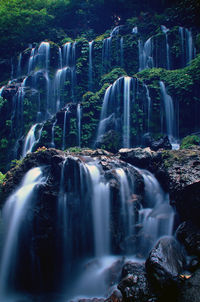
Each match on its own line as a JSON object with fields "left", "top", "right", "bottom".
{"left": 150, "top": 136, "right": 172, "bottom": 151}
{"left": 176, "top": 221, "right": 200, "bottom": 257}
{"left": 177, "top": 268, "right": 200, "bottom": 302}
{"left": 106, "top": 289, "right": 122, "bottom": 302}
{"left": 145, "top": 236, "right": 186, "bottom": 300}
{"left": 118, "top": 262, "right": 157, "bottom": 302}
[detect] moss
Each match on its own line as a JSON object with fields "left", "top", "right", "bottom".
{"left": 180, "top": 135, "right": 200, "bottom": 149}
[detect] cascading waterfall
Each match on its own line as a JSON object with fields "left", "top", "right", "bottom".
{"left": 144, "top": 84, "right": 152, "bottom": 132}
{"left": 96, "top": 76, "right": 136, "bottom": 148}
{"left": 161, "top": 25, "right": 170, "bottom": 70}
{"left": 138, "top": 37, "right": 154, "bottom": 71}
{"left": 137, "top": 168, "right": 174, "bottom": 255}
{"left": 120, "top": 37, "right": 124, "bottom": 67}
{"left": 77, "top": 104, "right": 82, "bottom": 147}
{"left": 159, "top": 81, "right": 179, "bottom": 149}
{"left": 123, "top": 77, "right": 132, "bottom": 148}
{"left": 22, "top": 124, "right": 38, "bottom": 157}
{"left": 62, "top": 110, "right": 68, "bottom": 150}
{"left": 17, "top": 53, "right": 22, "bottom": 78}
{"left": 28, "top": 47, "right": 36, "bottom": 74}
{"left": 88, "top": 41, "right": 94, "bottom": 91}
{"left": 179, "top": 27, "right": 196, "bottom": 66}
{"left": 0, "top": 85, "right": 5, "bottom": 96}
{"left": 86, "top": 163, "right": 110, "bottom": 257}
{"left": 102, "top": 37, "right": 112, "bottom": 73}
{"left": 0, "top": 167, "right": 45, "bottom": 300}
{"left": 51, "top": 119, "right": 57, "bottom": 147}
{"left": 115, "top": 168, "right": 135, "bottom": 252}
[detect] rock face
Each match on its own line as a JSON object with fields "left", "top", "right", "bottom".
{"left": 145, "top": 236, "right": 186, "bottom": 300}
{"left": 118, "top": 262, "right": 156, "bottom": 302}
{"left": 118, "top": 147, "right": 200, "bottom": 226}
{"left": 176, "top": 221, "right": 200, "bottom": 258}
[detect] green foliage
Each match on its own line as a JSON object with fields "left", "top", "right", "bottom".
{"left": 180, "top": 135, "right": 200, "bottom": 149}
{"left": 10, "top": 158, "right": 23, "bottom": 168}
{"left": 0, "top": 171, "right": 5, "bottom": 185}
{"left": 67, "top": 146, "right": 82, "bottom": 153}
{"left": 0, "top": 97, "right": 7, "bottom": 109}
{"left": 101, "top": 68, "right": 127, "bottom": 86}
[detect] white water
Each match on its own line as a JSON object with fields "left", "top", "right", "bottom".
{"left": 17, "top": 53, "right": 22, "bottom": 78}
{"left": 139, "top": 38, "right": 154, "bottom": 71}
{"left": 77, "top": 104, "right": 82, "bottom": 147}
{"left": 116, "top": 168, "right": 135, "bottom": 246}
{"left": 0, "top": 167, "right": 45, "bottom": 299}
{"left": 132, "top": 26, "right": 138, "bottom": 34}
{"left": 145, "top": 84, "right": 152, "bottom": 132}
{"left": 102, "top": 37, "right": 112, "bottom": 73}
{"left": 86, "top": 163, "right": 110, "bottom": 257}
{"left": 161, "top": 25, "right": 170, "bottom": 70}
{"left": 120, "top": 37, "right": 124, "bottom": 67}
{"left": 62, "top": 111, "right": 67, "bottom": 150}
{"left": 138, "top": 169, "right": 174, "bottom": 254}
{"left": 51, "top": 119, "right": 57, "bottom": 147}
{"left": 123, "top": 77, "right": 132, "bottom": 148}
{"left": 22, "top": 124, "right": 38, "bottom": 157}
{"left": 160, "top": 81, "right": 179, "bottom": 149}
{"left": 0, "top": 86, "right": 5, "bottom": 96}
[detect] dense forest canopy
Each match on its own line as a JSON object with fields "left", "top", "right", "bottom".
{"left": 0, "top": 0, "right": 199, "bottom": 58}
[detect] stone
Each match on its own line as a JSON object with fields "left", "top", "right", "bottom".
{"left": 118, "top": 262, "right": 157, "bottom": 302}
{"left": 145, "top": 236, "right": 186, "bottom": 301}
{"left": 177, "top": 268, "right": 200, "bottom": 302}
{"left": 176, "top": 221, "right": 200, "bottom": 257}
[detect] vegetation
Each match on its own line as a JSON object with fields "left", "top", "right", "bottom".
{"left": 180, "top": 135, "right": 200, "bottom": 149}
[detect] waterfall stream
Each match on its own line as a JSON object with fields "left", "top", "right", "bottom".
{"left": 0, "top": 167, "right": 45, "bottom": 300}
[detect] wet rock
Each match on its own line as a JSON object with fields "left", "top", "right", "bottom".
{"left": 118, "top": 262, "right": 157, "bottom": 302}
{"left": 177, "top": 268, "right": 200, "bottom": 302}
{"left": 176, "top": 221, "right": 200, "bottom": 257}
{"left": 142, "top": 134, "right": 172, "bottom": 151}
{"left": 145, "top": 236, "right": 186, "bottom": 300}
{"left": 150, "top": 136, "right": 172, "bottom": 151}
{"left": 106, "top": 289, "right": 122, "bottom": 302}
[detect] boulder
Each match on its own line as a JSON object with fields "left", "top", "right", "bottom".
{"left": 176, "top": 221, "right": 200, "bottom": 258}
{"left": 118, "top": 262, "right": 157, "bottom": 302}
{"left": 145, "top": 236, "right": 186, "bottom": 299}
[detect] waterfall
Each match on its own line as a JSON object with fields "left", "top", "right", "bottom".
{"left": 38, "top": 41, "right": 50, "bottom": 71}
{"left": 22, "top": 124, "right": 38, "bottom": 157}
{"left": 102, "top": 37, "right": 112, "bottom": 73}
{"left": 62, "top": 110, "right": 67, "bottom": 150}
{"left": 96, "top": 76, "right": 135, "bottom": 148}
{"left": 59, "top": 47, "right": 63, "bottom": 69}
{"left": 63, "top": 42, "right": 71, "bottom": 66}
{"left": 179, "top": 27, "right": 195, "bottom": 66}
{"left": 110, "top": 26, "right": 121, "bottom": 37}
{"left": 51, "top": 119, "right": 57, "bottom": 147}
{"left": 160, "top": 81, "right": 179, "bottom": 149}
{"left": 0, "top": 86, "right": 5, "bottom": 96}
{"left": 17, "top": 53, "right": 22, "bottom": 78}
{"left": 54, "top": 67, "right": 71, "bottom": 111}
{"left": 161, "top": 25, "right": 170, "bottom": 70}
{"left": 123, "top": 77, "right": 132, "bottom": 148}
{"left": 86, "top": 163, "right": 110, "bottom": 257}
{"left": 0, "top": 167, "right": 45, "bottom": 299}
{"left": 144, "top": 84, "right": 152, "bottom": 132}
{"left": 138, "top": 169, "right": 174, "bottom": 255}
{"left": 77, "top": 104, "right": 82, "bottom": 147}
{"left": 116, "top": 168, "right": 135, "bottom": 253}
{"left": 28, "top": 48, "right": 35, "bottom": 74}
{"left": 88, "top": 41, "right": 94, "bottom": 91}
{"left": 120, "top": 37, "right": 124, "bottom": 67}
{"left": 132, "top": 26, "right": 138, "bottom": 34}
{"left": 138, "top": 38, "right": 154, "bottom": 71}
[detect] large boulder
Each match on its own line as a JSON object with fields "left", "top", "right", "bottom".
{"left": 176, "top": 221, "right": 200, "bottom": 258}
{"left": 145, "top": 236, "right": 186, "bottom": 300}
{"left": 118, "top": 262, "right": 157, "bottom": 302}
